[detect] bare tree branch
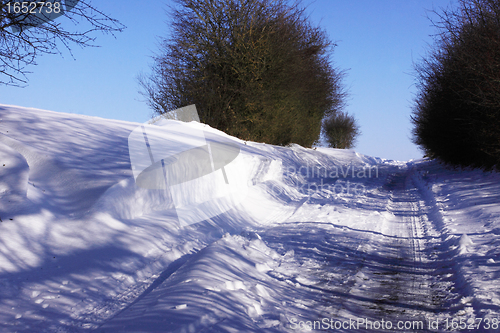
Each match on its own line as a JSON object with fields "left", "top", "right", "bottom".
{"left": 0, "top": 0, "right": 125, "bottom": 86}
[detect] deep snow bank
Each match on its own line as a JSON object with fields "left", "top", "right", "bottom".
{"left": 2, "top": 105, "right": 498, "bottom": 333}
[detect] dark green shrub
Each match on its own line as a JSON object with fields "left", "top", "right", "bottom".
{"left": 412, "top": 0, "right": 500, "bottom": 169}
{"left": 139, "top": 0, "right": 347, "bottom": 147}
{"left": 323, "top": 111, "right": 360, "bottom": 149}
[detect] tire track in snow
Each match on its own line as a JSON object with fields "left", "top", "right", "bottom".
{"left": 329, "top": 167, "right": 463, "bottom": 332}
{"left": 409, "top": 165, "right": 483, "bottom": 324}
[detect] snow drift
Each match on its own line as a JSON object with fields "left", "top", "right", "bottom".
{"left": 0, "top": 104, "right": 499, "bottom": 332}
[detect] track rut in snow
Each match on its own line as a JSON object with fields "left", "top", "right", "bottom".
{"left": 323, "top": 167, "right": 469, "bottom": 331}
{"left": 257, "top": 165, "right": 470, "bottom": 332}
{"left": 344, "top": 171, "right": 447, "bottom": 327}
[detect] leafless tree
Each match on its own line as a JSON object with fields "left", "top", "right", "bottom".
{"left": 0, "top": 0, "right": 125, "bottom": 86}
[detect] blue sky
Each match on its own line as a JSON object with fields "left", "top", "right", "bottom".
{"left": 1, "top": 0, "right": 454, "bottom": 161}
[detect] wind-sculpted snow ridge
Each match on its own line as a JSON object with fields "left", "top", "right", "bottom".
{"left": 0, "top": 105, "right": 499, "bottom": 332}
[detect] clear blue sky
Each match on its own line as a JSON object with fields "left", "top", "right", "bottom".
{"left": 1, "top": 0, "right": 454, "bottom": 161}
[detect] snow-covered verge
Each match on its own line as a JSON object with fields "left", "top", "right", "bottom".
{"left": 411, "top": 160, "right": 500, "bottom": 322}
{"left": 0, "top": 104, "right": 499, "bottom": 332}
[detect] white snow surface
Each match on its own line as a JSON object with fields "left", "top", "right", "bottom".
{"left": 0, "top": 104, "right": 499, "bottom": 332}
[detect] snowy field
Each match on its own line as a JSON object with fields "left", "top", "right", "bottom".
{"left": 0, "top": 104, "right": 499, "bottom": 332}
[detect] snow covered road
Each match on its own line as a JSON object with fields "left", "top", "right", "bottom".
{"left": 0, "top": 105, "right": 499, "bottom": 332}
{"left": 96, "top": 163, "right": 499, "bottom": 333}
